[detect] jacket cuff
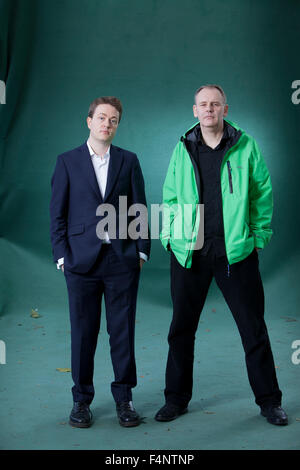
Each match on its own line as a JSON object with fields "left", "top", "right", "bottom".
{"left": 253, "top": 234, "right": 266, "bottom": 249}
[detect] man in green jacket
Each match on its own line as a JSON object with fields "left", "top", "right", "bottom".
{"left": 155, "top": 84, "right": 287, "bottom": 426}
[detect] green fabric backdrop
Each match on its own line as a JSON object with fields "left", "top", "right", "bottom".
{"left": 0, "top": 0, "right": 300, "bottom": 315}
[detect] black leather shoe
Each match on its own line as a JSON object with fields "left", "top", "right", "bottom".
{"left": 116, "top": 401, "right": 141, "bottom": 427}
{"left": 69, "top": 402, "right": 93, "bottom": 428}
{"left": 261, "top": 406, "right": 288, "bottom": 426}
{"left": 155, "top": 403, "right": 188, "bottom": 422}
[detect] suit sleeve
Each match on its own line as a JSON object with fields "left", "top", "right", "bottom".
{"left": 130, "top": 155, "right": 151, "bottom": 259}
{"left": 49, "top": 155, "right": 70, "bottom": 263}
{"left": 249, "top": 140, "right": 273, "bottom": 249}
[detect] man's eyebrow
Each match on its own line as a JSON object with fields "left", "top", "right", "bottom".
{"left": 97, "top": 112, "right": 118, "bottom": 120}
{"left": 198, "top": 100, "right": 222, "bottom": 104}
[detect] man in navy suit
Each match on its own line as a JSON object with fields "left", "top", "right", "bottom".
{"left": 50, "top": 96, "right": 150, "bottom": 428}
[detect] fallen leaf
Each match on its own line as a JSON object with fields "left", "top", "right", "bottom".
{"left": 30, "top": 309, "right": 41, "bottom": 318}
{"left": 56, "top": 368, "right": 71, "bottom": 372}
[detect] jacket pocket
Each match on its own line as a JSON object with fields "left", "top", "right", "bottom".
{"left": 67, "top": 224, "right": 85, "bottom": 237}
{"left": 227, "top": 161, "right": 233, "bottom": 193}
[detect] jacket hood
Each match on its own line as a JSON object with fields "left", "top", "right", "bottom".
{"left": 181, "top": 119, "right": 244, "bottom": 142}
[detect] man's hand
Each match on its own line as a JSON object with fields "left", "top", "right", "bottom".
{"left": 61, "top": 264, "right": 64, "bottom": 273}
{"left": 139, "top": 259, "right": 145, "bottom": 270}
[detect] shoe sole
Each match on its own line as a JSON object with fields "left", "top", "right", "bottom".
{"left": 69, "top": 419, "right": 92, "bottom": 428}
{"left": 119, "top": 419, "right": 141, "bottom": 427}
{"left": 155, "top": 408, "right": 188, "bottom": 422}
{"left": 260, "top": 411, "right": 288, "bottom": 426}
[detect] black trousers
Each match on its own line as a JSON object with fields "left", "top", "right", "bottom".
{"left": 165, "top": 248, "right": 282, "bottom": 409}
{"left": 64, "top": 245, "right": 140, "bottom": 405}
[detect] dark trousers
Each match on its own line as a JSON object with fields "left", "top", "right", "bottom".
{"left": 165, "top": 248, "right": 282, "bottom": 409}
{"left": 64, "top": 244, "right": 140, "bottom": 405}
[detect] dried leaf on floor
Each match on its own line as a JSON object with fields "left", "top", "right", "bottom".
{"left": 30, "top": 309, "right": 41, "bottom": 318}
{"left": 56, "top": 368, "right": 71, "bottom": 372}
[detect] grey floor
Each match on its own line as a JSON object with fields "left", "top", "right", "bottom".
{"left": 0, "top": 246, "right": 299, "bottom": 450}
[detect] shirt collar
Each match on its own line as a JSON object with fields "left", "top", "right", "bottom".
{"left": 87, "top": 140, "right": 110, "bottom": 159}
{"left": 197, "top": 120, "right": 229, "bottom": 145}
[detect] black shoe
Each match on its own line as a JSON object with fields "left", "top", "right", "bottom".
{"left": 155, "top": 403, "right": 188, "bottom": 422}
{"left": 116, "top": 401, "right": 141, "bottom": 427}
{"left": 261, "top": 406, "right": 288, "bottom": 426}
{"left": 69, "top": 402, "right": 93, "bottom": 428}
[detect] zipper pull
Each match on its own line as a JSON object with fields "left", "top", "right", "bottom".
{"left": 227, "top": 264, "right": 230, "bottom": 277}
{"left": 227, "top": 161, "right": 233, "bottom": 194}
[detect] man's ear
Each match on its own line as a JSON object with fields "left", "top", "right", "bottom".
{"left": 193, "top": 104, "right": 198, "bottom": 119}
{"left": 223, "top": 104, "right": 229, "bottom": 117}
{"left": 86, "top": 116, "right": 92, "bottom": 129}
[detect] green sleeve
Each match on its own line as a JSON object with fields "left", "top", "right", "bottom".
{"left": 160, "top": 145, "right": 179, "bottom": 250}
{"left": 249, "top": 140, "right": 273, "bottom": 249}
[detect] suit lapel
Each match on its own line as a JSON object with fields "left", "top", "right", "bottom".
{"left": 78, "top": 142, "right": 103, "bottom": 202}
{"left": 104, "top": 144, "right": 124, "bottom": 201}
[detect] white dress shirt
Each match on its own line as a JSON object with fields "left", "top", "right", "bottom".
{"left": 88, "top": 140, "right": 110, "bottom": 199}
{"left": 88, "top": 140, "right": 111, "bottom": 244}
{"left": 57, "top": 140, "right": 147, "bottom": 269}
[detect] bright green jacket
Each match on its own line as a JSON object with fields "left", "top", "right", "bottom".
{"left": 160, "top": 119, "right": 273, "bottom": 268}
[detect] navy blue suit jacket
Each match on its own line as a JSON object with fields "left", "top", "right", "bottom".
{"left": 50, "top": 142, "right": 151, "bottom": 273}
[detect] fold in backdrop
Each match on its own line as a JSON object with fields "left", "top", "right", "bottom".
{"left": 0, "top": 0, "right": 300, "bottom": 315}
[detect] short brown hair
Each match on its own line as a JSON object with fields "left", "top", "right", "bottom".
{"left": 194, "top": 84, "right": 227, "bottom": 104}
{"left": 88, "top": 96, "right": 123, "bottom": 122}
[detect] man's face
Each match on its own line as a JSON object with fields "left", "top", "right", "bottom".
{"left": 193, "top": 87, "right": 228, "bottom": 130}
{"left": 87, "top": 103, "right": 119, "bottom": 144}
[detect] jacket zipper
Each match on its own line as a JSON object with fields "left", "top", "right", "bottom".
{"left": 167, "top": 212, "right": 178, "bottom": 250}
{"left": 185, "top": 210, "right": 198, "bottom": 267}
{"left": 182, "top": 137, "right": 201, "bottom": 268}
{"left": 180, "top": 127, "right": 241, "bottom": 267}
{"left": 227, "top": 161, "right": 233, "bottom": 193}
{"left": 226, "top": 160, "right": 233, "bottom": 276}
{"left": 220, "top": 134, "right": 242, "bottom": 266}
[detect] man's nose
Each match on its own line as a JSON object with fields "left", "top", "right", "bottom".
{"left": 103, "top": 118, "right": 111, "bottom": 127}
